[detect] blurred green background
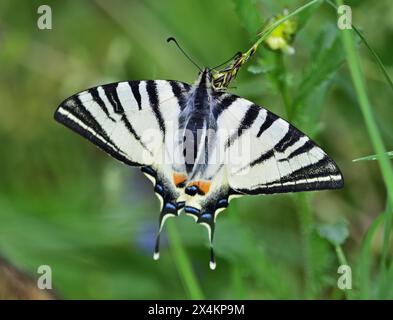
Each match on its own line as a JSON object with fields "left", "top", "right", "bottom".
{"left": 0, "top": 0, "right": 393, "bottom": 299}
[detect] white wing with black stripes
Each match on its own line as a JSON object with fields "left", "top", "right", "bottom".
{"left": 213, "top": 94, "right": 344, "bottom": 195}
{"left": 54, "top": 80, "right": 189, "bottom": 167}
{"left": 175, "top": 92, "right": 343, "bottom": 270}
{"left": 54, "top": 80, "right": 191, "bottom": 259}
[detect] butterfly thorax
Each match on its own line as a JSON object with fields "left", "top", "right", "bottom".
{"left": 178, "top": 69, "right": 218, "bottom": 179}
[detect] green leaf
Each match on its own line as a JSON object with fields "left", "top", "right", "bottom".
{"left": 309, "top": 230, "right": 336, "bottom": 296}
{"left": 296, "top": 0, "right": 322, "bottom": 32}
{"left": 357, "top": 213, "right": 385, "bottom": 299}
{"left": 232, "top": 0, "right": 263, "bottom": 36}
{"left": 353, "top": 151, "right": 393, "bottom": 162}
{"left": 247, "top": 64, "right": 274, "bottom": 74}
{"left": 292, "top": 24, "right": 346, "bottom": 115}
{"left": 325, "top": 0, "right": 393, "bottom": 96}
{"left": 317, "top": 220, "right": 349, "bottom": 246}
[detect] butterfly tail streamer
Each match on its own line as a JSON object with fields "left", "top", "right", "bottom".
{"left": 153, "top": 201, "right": 180, "bottom": 260}
{"left": 196, "top": 213, "right": 217, "bottom": 270}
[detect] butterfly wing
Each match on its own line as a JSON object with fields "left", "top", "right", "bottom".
{"left": 54, "top": 80, "right": 191, "bottom": 254}
{"left": 177, "top": 92, "right": 342, "bottom": 270}
{"left": 183, "top": 91, "right": 344, "bottom": 226}
{"left": 54, "top": 80, "right": 190, "bottom": 166}
{"left": 210, "top": 93, "right": 344, "bottom": 195}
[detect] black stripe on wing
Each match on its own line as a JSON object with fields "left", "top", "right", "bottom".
{"left": 236, "top": 156, "right": 344, "bottom": 195}
{"left": 257, "top": 112, "right": 278, "bottom": 137}
{"left": 226, "top": 104, "right": 260, "bottom": 149}
{"left": 169, "top": 80, "right": 188, "bottom": 111}
{"left": 54, "top": 96, "right": 140, "bottom": 166}
{"left": 88, "top": 87, "right": 115, "bottom": 120}
{"left": 104, "top": 82, "right": 153, "bottom": 156}
{"left": 283, "top": 140, "right": 314, "bottom": 161}
{"left": 212, "top": 94, "right": 238, "bottom": 119}
{"left": 129, "top": 81, "right": 142, "bottom": 110}
{"left": 243, "top": 126, "right": 303, "bottom": 170}
{"left": 146, "top": 80, "right": 166, "bottom": 135}
{"left": 274, "top": 128, "right": 303, "bottom": 153}
{"left": 103, "top": 83, "right": 124, "bottom": 114}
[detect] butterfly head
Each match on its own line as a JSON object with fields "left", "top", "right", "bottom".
{"left": 196, "top": 68, "right": 214, "bottom": 88}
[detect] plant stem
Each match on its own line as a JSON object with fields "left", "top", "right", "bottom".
{"left": 358, "top": 213, "right": 385, "bottom": 299}
{"left": 334, "top": 0, "right": 393, "bottom": 220}
{"left": 335, "top": 245, "right": 347, "bottom": 265}
{"left": 228, "top": 200, "right": 246, "bottom": 299}
{"left": 256, "top": 0, "right": 322, "bottom": 46}
{"left": 325, "top": 0, "right": 393, "bottom": 93}
{"left": 167, "top": 221, "right": 205, "bottom": 299}
{"left": 378, "top": 199, "right": 392, "bottom": 298}
{"left": 335, "top": 245, "right": 351, "bottom": 299}
{"left": 275, "top": 53, "right": 292, "bottom": 119}
{"left": 336, "top": 0, "right": 393, "bottom": 297}
{"left": 296, "top": 193, "right": 315, "bottom": 298}
{"left": 242, "top": 0, "right": 322, "bottom": 63}
{"left": 276, "top": 49, "right": 315, "bottom": 298}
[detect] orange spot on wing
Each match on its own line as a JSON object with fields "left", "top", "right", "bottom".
{"left": 188, "top": 181, "right": 211, "bottom": 195}
{"left": 173, "top": 172, "right": 187, "bottom": 187}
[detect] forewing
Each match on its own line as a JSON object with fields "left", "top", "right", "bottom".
{"left": 54, "top": 80, "right": 190, "bottom": 167}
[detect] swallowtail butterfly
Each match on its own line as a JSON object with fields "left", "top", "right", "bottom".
{"left": 54, "top": 50, "right": 343, "bottom": 270}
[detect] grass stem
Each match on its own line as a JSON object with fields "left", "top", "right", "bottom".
{"left": 296, "top": 194, "right": 315, "bottom": 298}
{"left": 336, "top": 0, "right": 393, "bottom": 298}
{"left": 228, "top": 200, "right": 246, "bottom": 299}
{"left": 275, "top": 53, "right": 292, "bottom": 119}
{"left": 335, "top": 245, "right": 351, "bottom": 299}
{"left": 167, "top": 221, "right": 205, "bottom": 299}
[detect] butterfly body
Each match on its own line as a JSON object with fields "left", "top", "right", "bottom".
{"left": 55, "top": 68, "right": 343, "bottom": 269}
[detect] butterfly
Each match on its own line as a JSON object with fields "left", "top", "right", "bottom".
{"left": 54, "top": 54, "right": 343, "bottom": 270}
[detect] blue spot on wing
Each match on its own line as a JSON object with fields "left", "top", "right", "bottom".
{"left": 165, "top": 202, "right": 177, "bottom": 211}
{"left": 155, "top": 184, "right": 164, "bottom": 194}
{"left": 201, "top": 213, "right": 212, "bottom": 220}
{"left": 185, "top": 206, "right": 200, "bottom": 215}
{"left": 217, "top": 198, "right": 228, "bottom": 207}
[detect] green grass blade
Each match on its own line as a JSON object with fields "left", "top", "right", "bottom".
{"left": 335, "top": 245, "right": 351, "bottom": 299}
{"left": 352, "top": 25, "right": 393, "bottom": 93}
{"left": 378, "top": 200, "right": 393, "bottom": 298}
{"left": 335, "top": 0, "right": 393, "bottom": 286}
{"left": 167, "top": 221, "right": 205, "bottom": 300}
{"left": 227, "top": 201, "right": 246, "bottom": 299}
{"left": 325, "top": 0, "right": 393, "bottom": 93}
{"left": 358, "top": 213, "right": 385, "bottom": 299}
{"left": 296, "top": 193, "right": 315, "bottom": 298}
{"left": 353, "top": 151, "right": 393, "bottom": 162}
{"left": 291, "top": 24, "right": 346, "bottom": 121}
{"left": 232, "top": 0, "right": 263, "bottom": 35}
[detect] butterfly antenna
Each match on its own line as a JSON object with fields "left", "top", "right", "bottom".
{"left": 167, "top": 37, "right": 202, "bottom": 72}
{"left": 210, "top": 51, "right": 242, "bottom": 70}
